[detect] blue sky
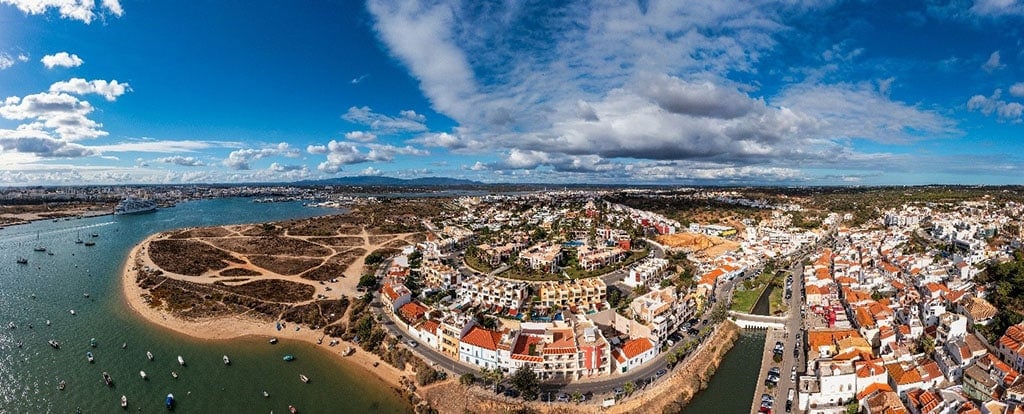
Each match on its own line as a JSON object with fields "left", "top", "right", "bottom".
{"left": 1, "top": 0, "right": 1023, "bottom": 185}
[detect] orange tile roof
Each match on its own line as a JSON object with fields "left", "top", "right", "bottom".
{"left": 382, "top": 283, "right": 401, "bottom": 301}
{"left": 399, "top": 301, "right": 428, "bottom": 322}
{"left": 857, "top": 382, "right": 893, "bottom": 400}
{"left": 856, "top": 360, "right": 886, "bottom": 378}
{"left": 886, "top": 363, "right": 922, "bottom": 386}
{"left": 621, "top": 338, "right": 654, "bottom": 359}
{"left": 461, "top": 326, "right": 503, "bottom": 351}
{"left": 421, "top": 319, "right": 440, "bottom": 335}
{"left": 855, "top": 307, "right": 875, "bottom": 328}
{"left": 808, "top": 329, "right": 862, "bottom": 349}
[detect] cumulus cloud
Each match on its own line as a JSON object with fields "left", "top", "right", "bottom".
{"left": 0, "top": 53, "right": 17, "bottom": 70}
{"left": 0, "top": 129, "right": 97, "bottom": 157}
{"left": 155, "top": 155, "right": 205, "bottom": 167}
{"left": 92, "top": 139, "right": 238, "bottom": 153}
{"left": 344, "top": 131, "right": 377, "bottom": 142}
{"left": 268, "top": 162, "right": 305, "bottom": 172}
{"left": 360, "top": 166, "right": 383, "bottom": 176}
{"left": 41, "top": 52, "right": 83, "bottom": 69}
{"left": 341, "top": 106, "right": 428, "bottom": 133}
{"left": 0, "top": 92, "right": 106, "bottom": 140}
{"left": 223, "top": 142, "right": 300, "bottom": 170}
{"left": 1011, "top": 83, "right": 1024, "bottom": 98}
{"left": 1, "top": 0, "right": 123, "bottom": 24}
{"left": 313, "top": 140, "right": 429, "bottom": 173}
{"left": 970, "top": 0, "right": 1024, "bottom": 16}
{"left": 967, "top": 89, "right": 1024, "bottom": 122}
{"left": 49, "top": 78, "right": 131, "bottom": 101}
{"left": 982, "top": 51, "right": 1004, "bottom": 73}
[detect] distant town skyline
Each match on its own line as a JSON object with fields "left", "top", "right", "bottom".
{"left": 1, "top": 0, "right": 1023, "bottom": 186}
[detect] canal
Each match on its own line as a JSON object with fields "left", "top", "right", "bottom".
{"left": 680, "top": 330, "right": 766, "bottom": 414}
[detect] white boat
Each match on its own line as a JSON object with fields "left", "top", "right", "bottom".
{"left": 147, "top": 351, "right": 153, "bottom": 361}
{"left": 299, "top": 374, "right": 309, "bottom": 383}
{"left": 223, "top": 355, "right": 230, "bottom": 365}
{"left": 171, "top": 371, "right": 178, "bottom": 379}
{"left": 48, "top": 339, "right": 60, "bottom": 349}
{"left": 69, "top": 309, "right": 76, "bottom": 315}
{"left": 114, "top": 197, "right": 157, "bottom": 215}
{"left": 262, "top": 390, "right": 269, "bottom": 398}
{"left": 121, "top": 395, "right": 127, "bottom": 409}
{"left": 46, "top": 320, "right": 50, "bottom": 326}
{"left": 177, "top": 355, "right": 185, "bottom": 366}
{"left": 86, "top": 352, "right": 94, "bottom": 363}
{"left": 140, "top": 370, "right": 147, "bottom": 380}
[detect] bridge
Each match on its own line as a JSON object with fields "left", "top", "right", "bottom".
{"left": 729, "top": 311, "right": 787, "bottom": 330}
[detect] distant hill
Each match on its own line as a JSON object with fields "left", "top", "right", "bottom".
{"left": 294, "top": 176, "right": 482, "bottom": 187}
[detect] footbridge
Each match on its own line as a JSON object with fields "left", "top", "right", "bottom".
{"left": 728, "top": 311, "right": 787, "bottom": 330}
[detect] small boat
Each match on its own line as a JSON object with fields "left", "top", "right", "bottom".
{"left": 49, "top": 339, "right": 61, "bottom": 349}
{"left": 262, "top": 390, "right": 269, "bottom": 398}
{"left": 343, "top": 346, "right": 353, "bottom": 356}
{"left": 147, "top": 351, "right": 154, "bottom": 361}
{"left": 102, "top": 371, "right": 113, "bottom": 387}
{"left": 177, "top": 355, "right": 185, "bottom": 366}
{"left": 83, "top": 293, "right": 90, "bottom": 298}
{"left": 58, "top": 380, "right": 66, "bottom": 391}
{"left": 86, "top": 352, "right": 94, "bottom": 363}
{"left": 34, "top": 245, "right": 46, "bottom": 252}
{"left": 121, "top": 395, "right": 127, "bottom": 409}
{"left": 6, "top": 322, "right": 14, "bottom": 330}
{"left": 16, "top": 256, "right": 28, "bottom": 264}
{"left": 75, "top": 231, "right": 84, "bottom": 244}
{"left": 317, "top": 336, "right": 323, "bottom": 345}
{"left": 122, "top": 342, "right": 127, "bottom": 349}
{"left": 283, "top": 354, "right": 295, "bottom": 362}
{"left": 223, "top": 355, "right": 230, "bottom": 365}
{"left": 171, "top": 371, "right": 178, "bottom": 379}
{"left": 91, "top": 233, "right": 99, "bottom": 238}
{"left": 46, "top": 320, "right": 50, "bottom": 326}
{"left": 140, "top": 370, "right": 147, "bottom": 380}
{"left": 299, "top": 374, "right": 309, "bottom": 383}
{"left": 84, "top": 241, "right": 95, "bottom": 246}
{"left": 69, "top": 309, "right": 76, "bottom": 316}
{"left": 165, "top": 393, "right": 175, "bottom": 409}
{"left": 268, "top": 337, "right": 278, "bottom": 344}
{"left": 90, "top": 338, "right": 97, "bottom": 347}
{"left": 289, "top": 405, "right": 298, "bottom": 414}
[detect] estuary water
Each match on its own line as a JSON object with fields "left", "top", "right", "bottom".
{"left": 0, "top": 198, "right": 409, "bottom": 413}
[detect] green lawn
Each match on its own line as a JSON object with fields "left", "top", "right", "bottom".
{"left": 769, "top": 285, "right": 787, "bottom": 315}
{"left": 730, "top": 287, "right": 761, "bottom": 312}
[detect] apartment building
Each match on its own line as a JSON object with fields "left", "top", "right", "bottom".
{"left": 623, "top": 256, "right": 669, "bottom": 288}
{"left": 576, "top": 245, "right": 627, "bottom": 271}
{"left": 457, "top": 275, "right": 530, "bottom": 310}
{"left": 535, "top": 278, "right": 607, "bottom": 311}
{"left": 519, "top": 243, "right": 562, "bottom": 273}
{"left": 421, "top": 259, "right": 461, "bottom": 290}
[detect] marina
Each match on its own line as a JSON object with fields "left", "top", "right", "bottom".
{"left": 0, "top": 198, "right": 408, "bottom": 413}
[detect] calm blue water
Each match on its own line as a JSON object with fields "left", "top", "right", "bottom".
{"left": 0, "top": 198, "right": 408, "bottom": 413}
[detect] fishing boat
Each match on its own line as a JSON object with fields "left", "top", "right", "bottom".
{"left": 289, "top": 405, "right": 298, "bottom": 414}
{"left": 121, "top": 395, "right": 127, "bottom": 409}
{"left": 75, "top": 231, "right": 83, "bottom": 244}
{"left": 147, "top": 351, "right": 154, "bottom": 361}
{"left": 299, "top": 374, "right": 309, "bottom": 383}
{"left": 223, "top": 355, "right": 230, "bottom": 365}
{"left": 86, "top": 351, "right": 94, "bottom": 363}
{"left": 91, "top": 232, "right": 99, "bottom": 238}
{"left": 102, "top": 372, "right": 113, "bottom": 387}
{"left": 177, "top": 355, "right": 185, "bottom": 366}
{"left": 57, "top": 380, "right": 66, "bottom": 391}
{"left": 170, "top": 371, "right": 178, "bottom": 379}
{"left": 262, "top": 390, "right": 269, "bottom": 398}
{"left": 165, "top": 393, "right": 175, "bottom": 409}
{"left": 343, "top": 346, "right": 354, "bottom": 356}
{"left": 84, "top": 240, "right": 95, "bottom": 246}
{"left": 16, "top": 256, "right": 28, "bottom": 264}
{"left": 48, "top": 339, "right": 60, "bottom": 349}
{"left": 140, "top": 371, "right": 147, "bottom": 380}
{"left": 268, "top": 337, "right": 278, "bottom": 344}
{"left": 90, "top": 338, "right": 97, "bottom": 347}
{"left": 283, "top": 354, "right": 295, "bottom": 362}
{"left": 34, "top": 232, "right": 46, "bottom": 252}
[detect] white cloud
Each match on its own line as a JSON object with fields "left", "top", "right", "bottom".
{"left": 970, "top": 0, "right": 1024, "bottom": 16}
{"left": 155, "top": 155, "right": 205, "bottom": 167}
{"left": 0, "top": 92, "right": 106, "bottom": 140}
{"left": 306, "top": 144, "right": 328, "bottom": 154}
{"left": 360, "top": 166, "right": 383, "bottom": 176}
{"left": 341, "top": 106, "right": 428, "bottom": 133}
{"left": 351, "top": 74, "right": 369, "bottom": 84}
{"left": 313, "top": 140, "right": 429, "bottom": 173}
{"left": 344, "top": 131, "right": 377, "bottom": 142}
{"left": 49, "top": 78, "right": 131, "bottom": 101}
{"left": 967, "top": 89, "right": 1024, "bottom": 122}
{"left": 223, "top": 142, "right": 300, "bottom": 170}
{"left": 1010, "top": 82, "right": 1024, "bottom": 98}
{"left": 0, "top": 53, "right": 16, "bottom": 70}
{"left": 17, "top": 54, "right": 28, "bottom": 62}
{"left": 41, "top": 52, "right": 83, "bottom": 69}
{"left": 1, "top": 0, "right": 123, "bottom": 24}
{"left": 92, "top": 139, "right": 238, "bottom": 153}
{"left": 982, "top": 51, "right": 1004, "bottom": 73}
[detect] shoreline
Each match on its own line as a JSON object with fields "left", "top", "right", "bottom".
{"left": 119, "top": 234, "right": 420, "bottom": 409}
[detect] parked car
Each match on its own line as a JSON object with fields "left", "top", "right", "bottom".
{"left": 556, "top": 393, "right": 570, "bottom": 403}
{"left": 503, "top": 388, "right": 520, "bottom": 398}
{"left": 613, "top": 386, "right": 625, "bottom": 397}
{"left": 655, "top": 368, "right": 668, "bottom": 377}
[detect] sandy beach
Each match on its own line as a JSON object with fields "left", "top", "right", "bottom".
{"left": 119, "top": 231, "right": 418, "bottom": 397}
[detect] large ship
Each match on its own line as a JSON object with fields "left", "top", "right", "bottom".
{"left": 114, "top": 197, "right": 157, "bottom": 215}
